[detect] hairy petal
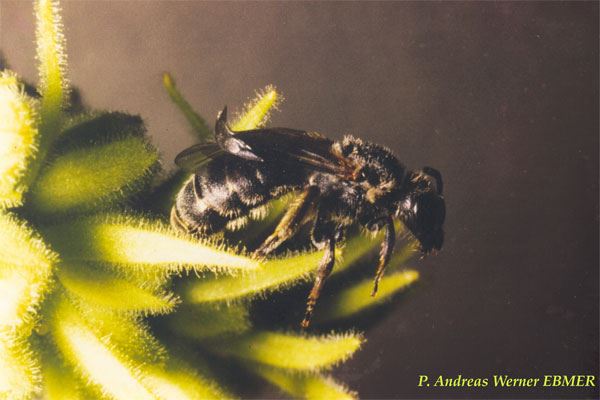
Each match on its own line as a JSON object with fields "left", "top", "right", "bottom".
{"left": 182, "top": 249, "right": 325, "bottom": 303}
{"left": 256, "top": 366, "right": 357, "bottom": 400}
{"left": 231, "top": 85, "right": 280, "bottom": 131}
{"left": 29, "top": 136, "right": 159, "bottom": 215}
{"left": 0, "top": 333, "right": 40, "bottom": 400}
{"left": 49, "top": 296, "right": 158, "bottom": 400}
{"left": 168, "top": 303, "right": 251, "bottom": 340}
{"left": 57, "top": 262, "right": 179, "bottom": 315}
{"left": 41, "top": 349, "right": 85, "bottom": 400}
{"left": 143, "top": 358, "right": 234, "bottom": 400}
{"left": 53, "top": 111, "right": 146, "bottom": 152}
{"left": 212, "top": 331, "right": 363, "bottom": 371}
{"left": 0, "top": 71, "right": 39, "bottom": 208}
{"left": 316, "top": 269, "right": 419, "bottom": 323}
{"left": 41, "top": 214, "right": 259, "bottom": 274}
{"left": 0, "top": 212, "right": 56, "bottom": 333}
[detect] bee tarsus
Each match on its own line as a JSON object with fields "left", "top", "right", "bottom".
{"left": 301, "top": 236, "right": 336, "bottom": 329}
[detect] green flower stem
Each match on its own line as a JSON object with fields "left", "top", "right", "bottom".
{"left": 27, "top": 0, "right": 69, "bottom": 190}
{"left": 35, "top": 0, "right": 68, "bottom": 129}
{"left": 256, "top": 366, "right": 356, "bottom": 400}
{"left": 212, "top": 331, "right": 363, "bottom": 371}
{"left": 162, "top": 73, "right": 211, "bottom": 142}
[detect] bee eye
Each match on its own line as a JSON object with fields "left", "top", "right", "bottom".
{"left": 342, "top": 144, "right": 354, "bottom": 157}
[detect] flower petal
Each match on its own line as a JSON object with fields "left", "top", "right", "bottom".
{"left": 0, "top": 333, "right": 40, "bottom": 400}
{"left": 54, "top": 111, "right": 146, "bottom": 152}
{"left": 29, "top": 136, "right": 159, "bottom": 215}
{"left": 256, "top": 366, "right": 357, "bottom": 400}
{"left": 49, "top": 297, "right": 158, "bottom": 400}
{"left": 143, "top": 358, "right": 234, "bottom": 400}
{"left": 0, "top": 212, "right": 56, "bottom": 333}
{"left": 231, "top": 85, "right": 280, "bottom": 131}
{"left": 213, "top": 331, "right": 363, "bottom": 371}
{"left": 168, "top": 303, "right": 251, "bottom": 339}
{"left": 58, "top": 263, "right": 179, "bottom": 315}
{"left": 0, "top": 72, "right": 39, "bottom": 208}
{"left": 41, "top": 214, "right": 259, "bottom": 273}
{"left": 315, "top": 269, "right": 419, "bottom": 323}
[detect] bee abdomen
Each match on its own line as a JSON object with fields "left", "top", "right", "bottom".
{"left": 173, "top": 176, "right": 227, "bottom": 235}
{"left": 173, "top": 153, "right": 307, "bottom": 236}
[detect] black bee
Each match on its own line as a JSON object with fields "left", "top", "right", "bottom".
{"left": 172, "top": 107, "right": 445, "bottom": 328}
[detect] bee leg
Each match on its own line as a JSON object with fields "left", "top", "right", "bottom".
{"left": 371, "top": 216, "right": 396, "bottom": 297}
{"left": 254, "top": 186, "right": 319, "bottom": 258}
{"left": 301, "top": 234, "right": 335, "bottom": 329}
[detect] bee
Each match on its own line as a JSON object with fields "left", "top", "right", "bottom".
{"left": 172, "top": 107, "right": 445, "bottom": 328}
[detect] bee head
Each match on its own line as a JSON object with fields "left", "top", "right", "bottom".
{"left": 395, "top": 167, "right": 445, "bottom": 254}
{"left": 339, "top": 136, "right": 406, "bottom": 202}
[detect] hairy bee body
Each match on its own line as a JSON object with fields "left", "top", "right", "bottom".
{"left": 172, "top": 108, "right": 445, "bottom": 327}
{"left": 172, "top": 135, "right": 411, "bottom": 240}
{"left": 171, "top": 153, "right": 307, "bottom": 235}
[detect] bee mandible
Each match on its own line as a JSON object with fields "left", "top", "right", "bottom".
{"left": 172, "top": 107, "right": 445, "bottom": 328}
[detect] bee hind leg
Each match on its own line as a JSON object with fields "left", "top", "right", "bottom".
{"left": 254, "top": 186, "right": 319, "bottom": 259}
{"left": 301, "top": 235, "right": 335, "bottom": 329}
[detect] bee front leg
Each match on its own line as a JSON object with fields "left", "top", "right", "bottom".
{"left": 371, "top": 216, "right": 396, "bottom": 296}
{"left": 254, "top": 186, "right": 320, "bottom": 259}
{"left": 301, "top": 234, "right": 335, "bottom": 329}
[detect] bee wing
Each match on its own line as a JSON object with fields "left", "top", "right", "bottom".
{"left": 216, "top": 107, "right": 349, "bottom": 176}
{"left": 234, "top": 128, "right": 348, "bottom": 175}
{"left": 174, "top": 142, "right": 225, "bottom": 171}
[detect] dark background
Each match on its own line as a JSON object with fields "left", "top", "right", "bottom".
{"left": 1, "top": 1, "right": 598, "bottom": 399}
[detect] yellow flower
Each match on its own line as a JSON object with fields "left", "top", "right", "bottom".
{"left": 0, "top": 1, "right": 421, "bottom": 398}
